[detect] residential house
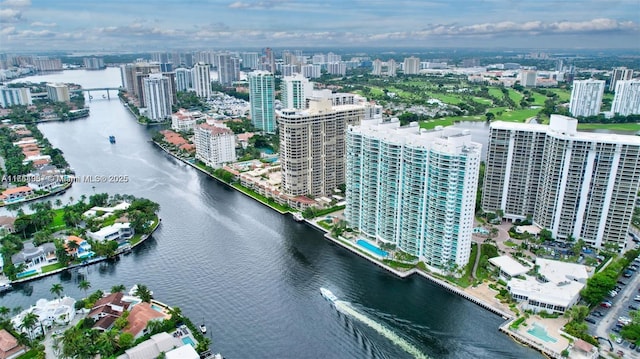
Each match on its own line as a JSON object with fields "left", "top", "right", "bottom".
{"left": 0, "top": 216, "right": 16, "bottom": 234}
{"left": 65, "top": 236, "right": 94, "bottom": 259}
{"left": 82, "top": 202, "right": 131, "bottom": 219}
{"left": 0, "top": 329, "right": 26, "bottom": 359}
{"left": 87, "top": 223, "right": 134, "bottom": 243}
{"left": 124, "top": 302, "right": 170, "bottom": 339}
{"left": 11, "top": 297, "right": 76, "bottom": 337}
{"left": 165, "top": 344, "right": 200, "bottom": 359}
{"left": 88, "top": 292, "right": 130, "bottom": 331}
{"left": 118, "top": 332, "right": 183, "bottom": 359}
{"left": 11, "top": 242, "right": 57, "bottom": 270}
{"left": 0, "top": 186, "right": 34, "bottom": 203}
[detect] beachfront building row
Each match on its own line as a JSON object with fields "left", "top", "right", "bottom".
{"left": 345, "top": 119, "right": 482, "bottom": 273}
{"left": 482, "top": 115, "right": 640, "bottom": 249}
{"left": 279, "top": 97, "right": 365, "bottom": 198}
{"left": 194, "top": 123, "right": 236, "bottom": 169}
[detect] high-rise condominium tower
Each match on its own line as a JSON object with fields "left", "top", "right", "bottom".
{"left": 346, "top": 120, "right": 481, "bottom": 272}
{"left": 279, "top": 97, "right": 364, "bottom": 198}
{"left": 569, "top": 80, "right": 605, "bottom": 117}
{"left": 482, "top": 115, "right": 640, "bottom": 249}
{"left": 248, "top": 71, "right": 275, "bottom": 132}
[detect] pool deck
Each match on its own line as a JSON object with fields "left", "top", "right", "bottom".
{"left": 499, "top": 316, "right": 571, "bottom": 359}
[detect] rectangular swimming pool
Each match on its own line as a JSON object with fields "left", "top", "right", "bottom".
{"left": 527, "top": 322, "right": 557, "bottom": 343}
{"left": 16, "top": 269, "right": 38, "bottom": 278}
{"left": 182, "top": 336, "right": 196, "bottom": 347}
{"left": 356, "top": 239, "right": 388, "bottom": 258}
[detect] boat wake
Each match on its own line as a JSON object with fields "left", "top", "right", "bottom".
{"left": 334, "top": 300, "right": 430, "bottom": 359}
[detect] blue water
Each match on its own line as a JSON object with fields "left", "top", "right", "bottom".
{"left": 356, "top": 240, "right": 388, "bottom": 258}
{"left": 16, "top": 269, "right": 38, "bottom": 278}
{"left": 526, "top": 323, "right": 557, "bottom": 343}
{"left": 151, "top": 304, "right": 163, "bottom": 312}
{"left": 258, "top": 147, "right": 274, "bottom": 154}
{"left": 182, "top": 336, "right": 196, "bottom": 347}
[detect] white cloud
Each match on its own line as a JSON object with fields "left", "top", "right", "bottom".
{"left": 2, "top": 0, "right": 30, "bottom": 7}
{"left": 30, "top": 21, "right": 56, "bottom": 27}
{"left": 228, "top": 0, "right": 290, "bottom": 9}
{"left": 0, "top": 8, "right": 23, "bottom": 22}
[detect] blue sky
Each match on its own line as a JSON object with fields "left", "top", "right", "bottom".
{"left": 1, "top": 0, "right": 639, "bottom": 51}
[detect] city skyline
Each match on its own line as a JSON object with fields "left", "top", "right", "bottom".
{"left": 1, "top": 0, "right": 639, "bottom": 51}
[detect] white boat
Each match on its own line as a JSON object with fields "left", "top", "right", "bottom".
{"left": 0, "top": 282, "right": 11, "bottom": 292}
{"left": 292, "top": 212, "right": 304, "bottom": 222}
{"left": 320, "top": 287, "right": 337, "bottom": 303}
{"left": 128, "top": 285, "right": 153, "bottom": 297}
{"left": 199, "top": 323, "right": 207, "bottom": 334}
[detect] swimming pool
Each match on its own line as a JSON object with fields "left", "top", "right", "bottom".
{"left": 182, "top": 336, "right": 196, "bottom": 347}
{"left": 356, "top": 240, "right": 388, "bottom": 258}
{"left": 527, "top": 322, "right": 557, "bottom": 343}
{"left": 16, "top": 269, "right": 38, "bottom": 278}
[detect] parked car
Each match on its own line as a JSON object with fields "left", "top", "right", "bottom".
{"left": 585, "top": 317, "right": 597, "bottom": 324}
{"left": 629, "top": 304, "right": 639, "bottom": 310}
{"left": 610, "top": 290, "right": 618, "bottom": 297}
{"left": 602, "top": 301, "right": 613, "bottom": 308}
{"left": 616, "top": 337, "right": 624, "bottom": 344}
{"left": 613, "top": 326, "right": 622, "bottom": 333}
{"left": 634, "top": 296, "right": 640, "bottom": 302}
{"left": 631, "top": 343, "right": 637, "bottom": 350}
{"left": 618, "top": 280, "right": 627, "bottom": 286}
{"left": 619, "top": 316, "right": 632, "bottom": 325}
{"left": 593, "top": 311, "right": 604, "bottom": 317}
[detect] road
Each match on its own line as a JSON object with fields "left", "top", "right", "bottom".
{"left": 592, "top": 261, "right": 640, "bottom": 358}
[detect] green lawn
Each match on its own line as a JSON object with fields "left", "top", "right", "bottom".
{"left": 428, "top": 92, "right": 464, "bottom": 104}
{"left": 473, "top": 97, "right": 493, "bottom": 105}
{"left": 547, "top": 89, "right": 570, "bottom": 102}
{"left": 41, "top": 262, "right": 64, "bottom": 273}
{"left": 488, "top": 88, "right": 505, "bottom": 99}
{"left": 530, "top": 92, "right": 547, "bottom": 106}
{"left": 495, "top": 108, "right": 540, "bottom": 122}
{"left": 52, "top": 209, "right": 66, "bottom": 229}
{"left": 507, "top": 89, "right": 524, "bottom": 104}
{"left": 577, "top": 123, "right": 640, "bottom": 132}
{"left": 232, "top": 183, "right": 289, "bottom": 213}
{"left": 130, "top": 233, "right": 143, "bottom": 245}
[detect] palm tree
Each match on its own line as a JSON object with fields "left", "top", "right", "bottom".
{"left": 110, "top": 284, "right": 126, "bottom": 293}
{"left": 50, "top": 283, "right": 64, "bottom": 299}
{"left": 133, "top": 284, "right": 152, "bottom": 303}
{"left": 0, "top": 306, "right": 9, "bottom": 319}
{"left": 20, "top": 312, "right": 39, "bottom": 340}
{"left": 78, "top": 280, "right": 91, "bottom": 298}
{"left": 54, "top": 199, "right": 62, "bottom": 208}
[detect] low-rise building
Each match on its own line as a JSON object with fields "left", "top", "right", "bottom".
{"left": 489, "top": 255, "right": 530, "bottom": 281}
{"left": 11, "top": 297, "right": 76, "bottom": 337}
{"left": 65, "top": 235, "right": 94, "bottom": 259}
{"left": 170, "top": 108, "right": 201, "bottom": 132}
{"left": 88, "top": 292, "right": 130, "bottom": 331}
{"left": 0, "top": 216, "right": 16, "bottom": 233}
{"left": 124, "top": 302, "right": 171, "bottom": 339}
{"left": 0, "top": 186, "right": 34, "bottom": 203}
{"left": 0, "top": 329, "right": 26, "bottom": 359}
{"left": 82, "top": 202, "right": 131, "bottom": 219}
{"left": 87, "top": 223, "right": 134, "bottom": 243}
{"left": 506, "top": 258, "right": 593, "bottom": 314}
{"left": 118, "top": 332, "right": 184, "bottom": 359}
{"left": 11, "top": 242, "right": 56, "bottom": 270}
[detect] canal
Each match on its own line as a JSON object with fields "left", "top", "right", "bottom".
{"left": 2, "top": 68, "right": 541, "bottom": 358}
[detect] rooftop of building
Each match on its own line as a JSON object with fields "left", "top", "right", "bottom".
{"left": 491, "top": 115, "right": 640, "bottom": 145}
{"left": 508, "top": 276, "right": 584, "bottom": 307}
{"left": 489, "top": 255, "right": 530, "bottom": 277}
{"left": 536, "top": 257, "right": 592, "bottom": 284}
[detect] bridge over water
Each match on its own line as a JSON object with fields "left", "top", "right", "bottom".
{"left": 71, "top": 87, "right": 123, "bottom": 100}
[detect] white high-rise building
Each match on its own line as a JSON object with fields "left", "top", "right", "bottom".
{"left": 281, "top": 74, "right": 313, "bottom": 110}
{"left": 610, "top": 67, "right": 634, "bottom": 92}
{"left": 482, "top": 115, "right": 640, "bottom": 249}
{"left": 0, "top": 86, "right": 32, "bottom": 108}
{"left": 240, "top": 52, "right": 260, "bottom": 70}
{"left": 301, "top": 64, "right": 321, "bottom": 79}
{"left": 403, "top": 56, "right": 420, "bottom": 75}
{"left": 216, "top": 53, "right": 240, "bottom": 86}
{"left": 387, "top": 59, "right": 397, "bottom": 77}
{"left": 569, "top": 80, "right": 605, "bottom": 117}
{"left": 278, "top": 97, "right": 364, "bottom": 198}
{"left": 194, "top": 123, "right": 236, "bottom": 168}
{"left": 612, "top": 80, "right": 640, "bottom": 116}
{"left": 142, "top": 74, "right": 172, "bottom": 121}
{"left": 175, "top": 68, "right": 193, "bottom": 92}
{"left": 520, "top": 70, "right": 537, "bottom": 87}
{"left": 46, "top": 83, "right": 70, "bottom": 102}
{"left": 372, "top": 59, "right": 383, "bottom": 76}
{"left": 192, "top": 62, "right": 211, "bottom": 100}
{"left": 346, "top": 120, "right": 481, "bottom": 273}
{"left": 248, "top": 71, "right": 276, "bottom": 132}
{"left": 326, "top": 62, "right": 346, "bottom": 76}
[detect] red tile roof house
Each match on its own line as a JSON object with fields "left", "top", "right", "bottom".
{"left": 88, "top": 292, "right": 130, "bottom": 331}
{"left": 0, "top": 329, "right": 26, "bottom": 359}
{"left": 124, "top": 302, "right": 170, "bottom": 339}
{"left": 0, "top": 186, "right": 34, "bottom": 203}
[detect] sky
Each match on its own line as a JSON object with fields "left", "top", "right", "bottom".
{"left": 1, "top": 0, "right": 639, "bottom": 52}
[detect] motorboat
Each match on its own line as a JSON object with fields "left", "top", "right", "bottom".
{"left": 320, "top": 287, "right": 337, "bottom": 303}
{"left": 292, "top": 212, "right": 304, "bottom": 222}
{"left": 200, "top": 323, "right": 207, "bottom": 334}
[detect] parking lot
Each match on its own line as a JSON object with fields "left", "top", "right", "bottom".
{"left": 589, "top": 256, "right": 640, "bottom": 357}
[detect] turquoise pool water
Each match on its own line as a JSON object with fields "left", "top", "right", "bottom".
{"left": 151, "top": 304, "right": 163, "bottom": 312}
{"left": 527, "top": 323, "right": 557, "bottom": 343}
{"left": 182, "top": 336, "right": 196, "bottom": 347}
{"left": 16, "top": 269, "right": 38, "bottom": 278}
{"left": 356, "top": 240, "right": 388, "bottom": 258}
